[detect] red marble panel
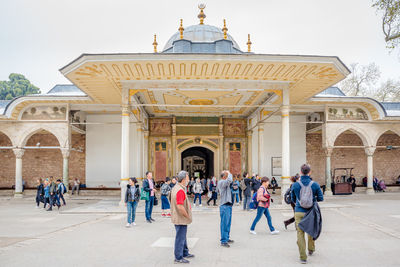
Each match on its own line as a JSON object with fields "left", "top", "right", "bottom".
{"left": 229, "top": 151, "right": 242, "bottom": 176}
{"left": 155, "top": 151, "right": 167, "bottom": 181}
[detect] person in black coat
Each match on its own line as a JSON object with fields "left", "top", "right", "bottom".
{"left": 125, "top": 177, "right": 141, "bottom": 227}
{"left": 252, "top": 175, "right": 261, "bottom": 194}
{"left": 36, "top": 178, "right": 44, "bottom": 208}
{"left": 243, "top": 172, "right": 253, "bottom": 210}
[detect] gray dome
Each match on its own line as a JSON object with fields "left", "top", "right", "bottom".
{"left": 163, "top": 24, "right": 241, "bottom": 52}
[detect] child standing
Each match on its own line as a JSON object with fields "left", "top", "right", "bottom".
{"left": 160, "top": 177, "right": 172, "bottom": 217}
{"left": 125, "top": 177, "right": 140, "bottom": 227}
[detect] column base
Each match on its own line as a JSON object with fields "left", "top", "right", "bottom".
{"left": 366, "top": 188, "right": 375, "bottom": 195}
{"left": 324, "top": 190, "right": 333, "bottom": 196}
{"left": 120, "top": 180, "right": 129, "bottom": 206}
{"left": 14, "top": 192, "right": 23, "bottom": 198}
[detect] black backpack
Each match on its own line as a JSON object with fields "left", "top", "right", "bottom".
{"left": 284, "top": 188, "right": 292, "bottom": 205}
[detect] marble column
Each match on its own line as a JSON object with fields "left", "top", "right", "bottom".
{"left": 61, "top": 148, "right": 70, "bottom": 196}
{"left": 120, "top": 105, "right": 130, "bottom": 205}
{"left": 365, "top": 147, "right": 376, "bottom": 195}
{"left": 137, "top": 124, "right": 144, "bottom": 178}
{"left": 172, "top": 117, "right": 177, "bottom": 175}
{"left": 247, "top": 130, "right": 253, "bottom": 175}
{"left": 13, "top": 148, "right": 25, "bottom": 198}
{"left": 218, "top": 117, "right": 224, "bottom": 174}
{"left": 257, "top": 124, "right": 264, "bottom": 175}
{"left": 281, "top": 88, "right": 291, "bottom": 201}
{"left": 324, "top": 147, "right": 333, "bottom": 196}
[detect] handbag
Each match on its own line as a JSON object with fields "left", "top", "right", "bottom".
{"left": 140, "top": 188, "right": 149, "bottom": 201}
{"left": 153, "top": 195, "right": 158, "bottom": 206}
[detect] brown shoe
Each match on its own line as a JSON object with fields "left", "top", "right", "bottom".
{"left": 308, "top": 250, "right": 314, "bottom": 256}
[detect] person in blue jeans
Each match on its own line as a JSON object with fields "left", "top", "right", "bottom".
{"left": 125, "top": 177, "right": 140, "bottom": 227}
{"left": 193, "top": 178, "right": 203, "bottom": 206}
{"left": 231, "top": 177, "right": 240, "bottom": 205}
{"left": 143, "top": 171, "right": 156, "bottom": 223}
{"left": 250, "top": 177, "right": 279, "bottom": 235}
{"left": 242, "top": 172, "right": 252, "bottom": 210}
{"left": 217, "top": 170, "right": 234, "bottom": 247}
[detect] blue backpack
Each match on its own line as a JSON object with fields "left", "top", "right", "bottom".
{"left": 249, "top": 187, "right": 267, "bottom": 209}
{"left": 249, "top": 192, "right": 258, "bottom": 209}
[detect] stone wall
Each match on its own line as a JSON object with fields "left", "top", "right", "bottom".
{"left": 307, "top": 133, "right": 400, "bottom": 185}
{"left": 0, "top": 132, "right": 15, "bottom": 188}
{"left": 0, "top": 133, "right": 85, "bottom": 188}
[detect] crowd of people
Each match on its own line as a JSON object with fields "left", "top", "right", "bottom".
{"left": 123, "top": 164, "right": 324, "bottom": 264}
{"left": 35, "top": 176, "right": 67, "bottom": 211}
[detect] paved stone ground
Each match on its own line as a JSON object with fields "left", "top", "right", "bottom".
{"left": 0, "top": 192, "right": 400, "bottom": 266}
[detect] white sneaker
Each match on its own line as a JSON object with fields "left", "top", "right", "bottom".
{"left": 199, "top": 204, "right": 202, "bottom": 207}
{"left": 132, "top": 222, "right": 137, "bottom": 226}
{"left": 125, "top": 223, "right": 131, "bottom": 228}
{"left": 36, "top": 206, "right": 40, "bottom": 209}
{"left": 250, "top": 230, "right": 257, "bottom": 235}
{"left": 271, "top": 230, "right": 280, "bottom": 235}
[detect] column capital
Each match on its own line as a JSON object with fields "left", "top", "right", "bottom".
{"left": 13, "top": 148, "right": 25, "bottom": 159}
{"left": 281, "top": 106, "right": 290, "bottom": 115}
{"left": 121, "top": 105, "right": 130, "bottom": 116}
{"left": 364, "top": 147, "right": 376, "bottom": 156}
{"left": 324, "top": 146, "right": 334, "bottom": 157}
{"left": 257, "top": 123, "right": 264, "bottom": 131}
{"left": 246, "top": 130, "right": 253, "bottom": 136}
{"left": 60, "top": 148, "right": 70, "bottom": 158}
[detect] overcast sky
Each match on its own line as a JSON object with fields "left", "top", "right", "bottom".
{"left": 0, "top": 0, "right": 399, "bottom": 93}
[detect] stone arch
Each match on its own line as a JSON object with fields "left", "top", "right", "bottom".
{"left": 177, "top": 141, "right": 219, "bottom": 177}
{"left": 16, "top": 125, "right": 66, "bottom": 148}
{"left": 373, "top": 128, "right": 400, "bottom": 146}
{"left": 0, "top": 130, "right": 13, "bottom": 147}
{"left": 329, "top": 125, "right": 373, "bottom": 148}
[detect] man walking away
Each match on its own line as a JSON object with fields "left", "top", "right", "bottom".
{"left": 243, "top": 172, "right": 252, "bottom": 211}
{"left": 170, "top": 171, "right": 194, "bottom": 264}
{"left": 291, "top": 164, "right": 324, "bottom": 264}
{"left": 217, "top": 170, "right": 234, "bottom": 248}
{"left": 56, "top": 179, "right": 67, "bottom": 206}
{"left": 143, "top": 171, "right": 156, "bottom": 223}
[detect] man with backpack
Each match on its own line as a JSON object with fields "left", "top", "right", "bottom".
{"left": 56, "top": 179, "right": 67, "bottom": 206}
{"left": 291, "top": 164, "right": 323, "bottom": 264}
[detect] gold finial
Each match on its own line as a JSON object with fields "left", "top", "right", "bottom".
{"left": 152, "top": 34, "right": 158, "bottom": 53}
{"left": 198, "top": 3, "right": 206, "bottom": 25}
{"left": 179, "top": 19, "right": 184, "bottom": 39}
{"left": 247, "top": 34, "right": 252, "bottom": 52}
{"left": 222, "top": 19, "right": 228, "bottom": 39}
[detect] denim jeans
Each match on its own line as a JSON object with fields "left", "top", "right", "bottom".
{"left": 49, "top": 194, "right": 60, "bottom": 208}
{"left": 243, "top": 196, "right": 251, "bottom": 210}
{"left": 219, "top": 204, "right": 232, "bottom": 244}
{"left": 250, "top": 206, "right": 275, "bottom": 232}
{"left": 174, "top": 225, "right": 189, "bottom": 260}
{"left": 145, "top": 196, "right": 154, "bottom": 220}
{"left": 58, "top": 193, "right": 66, "bottom": 205}
{"left": 43, "top": 197, "right": 50, "bottom": 208}
{"left": 232, "top": 192, "right": 239, "bottom": 204}
{"left": 194, "top": 193, "right": 202, "bottom": 205}
{"left": 127, "top": 201, "right": 138, "bottom": 224}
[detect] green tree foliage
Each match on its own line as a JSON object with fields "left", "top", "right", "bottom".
{"left": 0, "top": 73, "right": 41, "bottom": 100}
{"left": 373, "top": 0, "right": 400, "bottom": 49}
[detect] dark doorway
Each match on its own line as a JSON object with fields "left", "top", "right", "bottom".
{"left": 181, "top": 146, "right": 214, "bottom": 179}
